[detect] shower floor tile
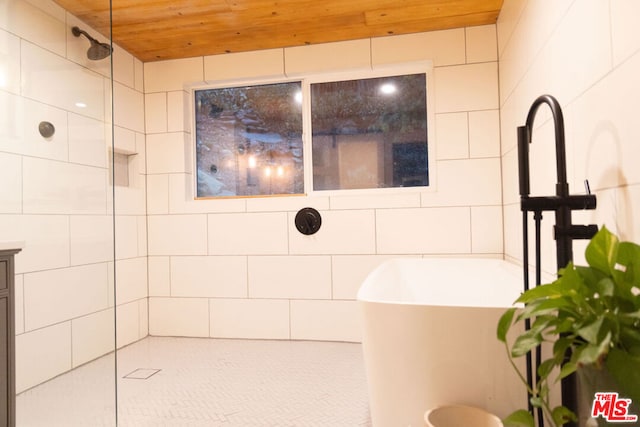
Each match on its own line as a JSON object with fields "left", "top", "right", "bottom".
{"left": 17, "top": 337, "right": 371, "bottom": 426}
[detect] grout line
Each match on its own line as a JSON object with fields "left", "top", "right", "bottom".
{"left": 167, "top": 255, "right": 172, "bottom": 296}
{"left": 469, "top": 206, "right": 473, "bottom": 253}
{"left": 329, "top": 255, "right": 334, "bottom": 300}
{"left": 288, "top": 299, "right": 292, "bottom": 339}
{"left": 464, "top": 27, "right": 468, "bottom": 63}
{"left": 245, "top": 255, "right": 250, "bottom": 298}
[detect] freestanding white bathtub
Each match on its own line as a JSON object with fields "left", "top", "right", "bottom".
{"left": 357, "top": 257, "right": 528, "bottom": 427}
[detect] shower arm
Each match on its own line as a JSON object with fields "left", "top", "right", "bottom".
{"left": 72, "top": 27, "right": 91, "bottom": 40}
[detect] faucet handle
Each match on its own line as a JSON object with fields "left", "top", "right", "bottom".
{"left": 555, "top": 224, "right": 599, "bottom": 240}
{"left": 584, "top": 179, "right": 591, "bottom": 195}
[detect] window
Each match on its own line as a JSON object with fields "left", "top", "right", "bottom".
{"left": 311, "top": 73, "right": 428, "bottom": 191}
{"left": 193, "top": 68, "right": 430, "bottom": 198}
{"left": 194, "top": 81, "right": 304, "bottom": 198}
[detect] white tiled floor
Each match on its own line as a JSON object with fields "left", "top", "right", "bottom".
{"left": 17, "top": 337, "right": 372, "bottom": 426}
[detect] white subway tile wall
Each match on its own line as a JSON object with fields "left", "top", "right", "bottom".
{"left": 434, "top": 62, "right": 499, "bottom": 113}
{"left": 435, "top": 112, "right": 469, "bottom": 160}
{"left": 499, "top": 0, "right": 640, "bottom": 274}
{"left": 148, "top": 214, "right": 208, "bottom": 255}
{"left": 288, "top": 210, "right": 377, "bottom": 255}
{"left": 15, "top": 322, "right": 71, "bottom": 393}
{"left": 469, "top": 109, "right": 501, "bottom": 158}
{"left": 465, "top": 25, "right": 498, "bottom": 63}
{"left": 371, "top": 28, "right": 466, "bottom": 67}
{"left": 145, "top": 132, "right": 191, "bottom": 174}
{"left": 207, "top": 212, "right": 289, "bottom": 255}
{"left": 143, "top": 23, "right": 504, "bottom": 343}
{"left": 1, "top": 0, "right": 147, "bottom": 394}
{"left": 71, "top": 308, "right": 115, "bottom": 367}
{"left": 171, "top": 255, "right": 247, "bottom": 298}
{"left": 0, "top": 153, "right": 22, "bottom": 213}
{"left": 204, "top": 48, "right": 286, "bottom": 82}
{"left": 376, "top": 207, "right": 472, "bottom": 254}
{"left": 290, "top": 300, "right": 360, "bottom": 342}
{"left": 144, "top": 92, "right": 168, "bottom": 134}
{"left": 208, "top": 298, "right": 290, "bottom": 339}
{"left": 113, "top": 82, "right": 145, "bottom": 133}
{"left": 0, "top": 30, "right": 21, "bottom": 94}
{"left": 116, "top": 301, "right": 143, "bottom": 348}
{"left": 148, "top": 256, "right": 171, "bottom": 297}
{"left": 21, "top": 43, "right": 105, "bottom": 120}
{"left": 284, "top": 39, "right": 372, "bottom": 75}
{"left": 68, "top": 113, "right": 108, "bottom": 168}
{"left": 144, "top": 56, "right": 204, "bottom": 93}
{"left": 248, "top": 256, "right": 331, "bottom": 299}
{"left": 0, "top": 92, "right": 69, "bottom": 161}
{"left": 23, "top": 263, "right": 109, "bottom": 332}
{"left": 149, "top": 297, "right": 210, "bottom": 337}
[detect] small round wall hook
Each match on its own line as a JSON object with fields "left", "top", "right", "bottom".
{"left": 38, "top": 121, "right": 55, "bottom": 138}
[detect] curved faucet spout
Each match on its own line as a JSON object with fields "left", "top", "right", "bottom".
{"left": 517, "top": 92, "right": 598, "bottom": 262}
{"left": 518, "top": 94, "right": 568, "bottom": 197}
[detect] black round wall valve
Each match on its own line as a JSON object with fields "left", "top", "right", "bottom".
{"left": 295, "top": 207, "right": 322, "bottom": 236}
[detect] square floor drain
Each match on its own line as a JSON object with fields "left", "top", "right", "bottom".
{"left": 123, "top": 368, "right": 161, "bottom": 380}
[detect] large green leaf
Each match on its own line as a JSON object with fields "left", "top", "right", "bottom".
{"left": 558, "top": 360, "right": 577, "bottom": 380}
{"left": 553, "top": 336, "right": 573, "bottom": 363}
{"left": 585, "top": 226, "right": 618, "bottom": 275}
{"left": 609, "top": 241, "right": 640, "bottom": 305}
{"left": 556, "top": 263, "right": 584, "bottom": 293}
{"left": 497, "top": 308, "right": 517, "bottom": 343}
{"left": 517, "top": 282, "right": 563, "bottom": 303}
{"left": 525, "top": 316, "right": 554, "bottom": 338}
{"left": 577, "top": 317, "right": 604, "bottom": 344}
{"left": 595, "top": 277, "right": 615, "bottom": 297}
{"left": 617, "top": 241, "right": 640, "bottom": 287}
{"left": 537, "top": 358, "right": 557, "bottom": 382}
{"left": 517, "top": 298, "right": 572, "bottom": 321}
{"left": 554, "top": 317, "right": 580, "bottom": 334}
{"left": 512, "top": 333, "right": 543, "bottom": 358}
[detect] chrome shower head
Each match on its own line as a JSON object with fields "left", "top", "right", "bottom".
{"left": 71, "top": 26, "right": 112, "bottom": 61}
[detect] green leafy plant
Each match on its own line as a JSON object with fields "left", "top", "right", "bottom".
{"left": 497, "top": 226, "right": 640, "bottom": 427}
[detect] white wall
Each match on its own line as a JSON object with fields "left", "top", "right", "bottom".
{"left": 498, "top": 0, "right": 640, "bottom": 275}
{"left": 144, "top": 25, "right": 503, "bottom": 342}
{"left": 0, "top": 0, "right": 147, "bottom": 392}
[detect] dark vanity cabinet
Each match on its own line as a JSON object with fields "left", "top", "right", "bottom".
{"left": 0, "top": 248, "right": 19, "bottom": 427}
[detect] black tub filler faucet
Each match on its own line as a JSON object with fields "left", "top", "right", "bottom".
{"left": 517, "top": 94, "right": 598, "bottom": 427}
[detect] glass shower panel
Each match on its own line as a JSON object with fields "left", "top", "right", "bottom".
{"left": 1, "top": 0, "right": 117, "bottom": 425}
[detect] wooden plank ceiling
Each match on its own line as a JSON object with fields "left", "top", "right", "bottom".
{"left": 53, "top": 0, "right": 503, "bottom": 63}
